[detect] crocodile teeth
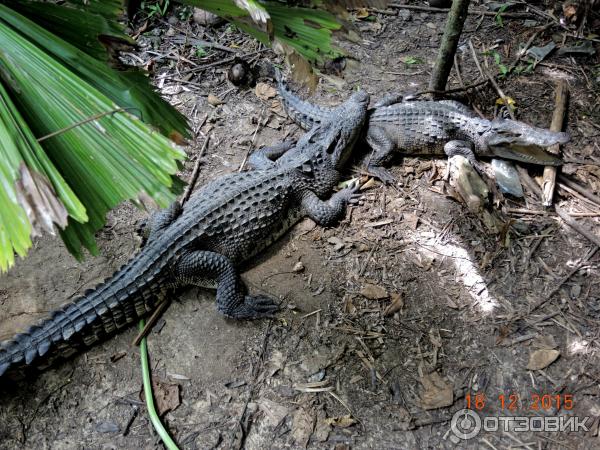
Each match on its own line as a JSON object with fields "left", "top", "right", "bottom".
{"left": 25, "top": 347, "right": 38, "bottom": 365}
{"left": 38, "top": 340, "right": 51, "bottom": 357}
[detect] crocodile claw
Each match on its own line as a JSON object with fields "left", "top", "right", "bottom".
{"left": 230, "top": 295, "right": 279, "bottom": 319}
{"left": 366, "top": 165, "right": 396, "bottom": 185}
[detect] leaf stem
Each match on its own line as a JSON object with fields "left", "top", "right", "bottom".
{"left": 139, "top": 320, "right": 180, "bottom": 450}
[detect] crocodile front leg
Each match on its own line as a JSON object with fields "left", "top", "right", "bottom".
{"left": 174, "top": 250, "right": 279, "bottom": 319}
{"left": 444, "top": 140, "right": 483, "bottom": 171}
{"left": 247, "top": 140, "right": 296, "bottom": 169}
{"left": 300, "top": 184, "right": 358, "bottom": 227}
{"left": 363, "top": 125, "right": 397, "bottom": 184}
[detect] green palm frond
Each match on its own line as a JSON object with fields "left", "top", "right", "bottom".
{"left": 0, "top": 3, "right": 187, "bottom": 269}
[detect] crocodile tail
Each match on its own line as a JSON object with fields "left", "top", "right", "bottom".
{"left": 490, "top": 146, "right": 563, "bottom": 166}
{"left": 0, "top": 275, "right": 156, "bottom": 378}
{"left": 274, "top": 68, "right": 334, "bottom": 130}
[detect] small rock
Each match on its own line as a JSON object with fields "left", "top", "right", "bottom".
{"left": 207, "top": 94, "right": 223, "bottom": 106}
{"left": 527, "top": 349, "right": 560, "bottom": 370}
{"left": 167, "top": 16, "right": 179, "bottom": 26}
{"left": 96, "top": 421, "right": 120, "bottom": 433}
{"left": 360, "top": 283, "right": 388, "bottom": 300}
{"left": 308, "top": 369, "right": 326, "bottom": 382}
{"left": 193, "top": 8, "right": 224, "bottom": 26}
{"left": 292, "top": 261, "right": 305, "bottom": 273}
{"left": 398, "top": 9, "right": 411, "bottom": 21}
{"left": 228, "top": 61, "right": 253, "bottom": 87}
{"left": 327, "top": 236, "right": 345, "bottom": 251}
{"left": 165, "top": 27, "right": 176, "bottom": 37}
{"left": 357, "top": 243, "right": 370, "bottom": 252}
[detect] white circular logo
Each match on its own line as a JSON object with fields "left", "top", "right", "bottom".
{"left": 450, "top": 409, "right": 482, "bottom": 440}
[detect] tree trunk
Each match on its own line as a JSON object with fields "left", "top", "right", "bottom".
{"left": 428, "top": 0, "right": 471, "bottom": 95}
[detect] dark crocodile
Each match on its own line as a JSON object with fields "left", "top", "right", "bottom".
{"left": 0, "top": 89, "right": 369, "bottom": 378}
{"left": 276, "top": 74, "right": 569, "bottom": 182}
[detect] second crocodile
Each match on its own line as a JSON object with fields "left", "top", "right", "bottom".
{"left": 277, "top": 76, "right": 569, "bottom": 183}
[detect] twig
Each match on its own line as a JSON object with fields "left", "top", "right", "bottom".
{"left": 181, "top": 133, "right": 211, "bottom": 205}
{"left": 542, "top": 81, "right": 568, "bottom": 206}
{"left": 507, "top": 23, "right": 554, "bottom": 73}
{"left": 554, "top": 206, "right": 600, "bottom": 247}
{"left": 558, "top": 174, "right": 600, "bottom": 208}
{"left": 528, "top": 245, "right": 598, "bottom": 314}
{"left": 389, "top": 4, "right": 537, "bottom": 19}
{"left": 132, "top": 300, "right": 171, "bottom": 346}
{"left": 468, "top": 40, "right": 515, "bottom": 120}
{"left": 238, "top": 107, "right": 266, "bottom": 172}
{"left": 413, "top": 79, "right": 488, "bottom": 97}
{"left": 37, "top": 107, "right": 131, "bottom": 142}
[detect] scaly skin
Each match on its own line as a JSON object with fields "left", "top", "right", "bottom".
{"left": 0, "top": 89, "right": 369, "bottom": 378}
{"left": 275, "top": 75, "right": 569, "bottom": 182}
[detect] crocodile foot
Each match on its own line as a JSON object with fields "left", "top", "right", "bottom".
{"left": 366, "top": 165, "right": 396, "bottom": 185}
{"left": 228, "top": 295, "right": 280, "bottom": 320}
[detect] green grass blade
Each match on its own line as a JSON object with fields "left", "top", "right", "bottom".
{"left": 139, "top": 320, "right": 180, "bottom": 450}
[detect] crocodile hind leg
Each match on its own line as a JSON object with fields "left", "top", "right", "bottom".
{"left": 174, "top": 250, "right": 279, "bottom": 319}
{"left": 363, "top": 125, "right": 397, "bottom": 184}
{"left": 247, "top": 140, "right": 296, "bottom": 169}
{"left": 373, "top": 93, "right": 406, "bottom": 108}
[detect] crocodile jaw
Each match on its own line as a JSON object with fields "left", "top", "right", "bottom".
{"left": 485, "top": 119, "right": 569, "bottom": 165}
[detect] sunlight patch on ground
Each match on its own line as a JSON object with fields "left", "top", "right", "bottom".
{"left": 568, "top": 337, "right": 591, "bottom": 356}
{"left": 411, "top": 233, "right": 499, "bottom": 314}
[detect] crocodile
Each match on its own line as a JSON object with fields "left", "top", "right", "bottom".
{"left": 275, "top": 74, "right": 569, "bottom": 183}
{"left": 0, "top": 89, "right": 369, "bottom": 378}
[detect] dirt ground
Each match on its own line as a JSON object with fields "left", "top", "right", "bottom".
{"left": 1, "top": 1, "right": 600, "bottom": 449}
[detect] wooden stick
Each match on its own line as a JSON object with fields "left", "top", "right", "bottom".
{"left": 181, "top": 133, "right": 211, "bottom": 205}
{"left": 132, "top": 299, "right": 171, "bottom": 346}
{"left": 558, "top": 174, "right": 600, "bottom": 208}
{"left": 554, "top": 206, "right": 600, "bottom": 247}
{"left": 542, "top": 81, "right": 568, "bottom": 206}
{"left": 388, "top": 4, "right": 537, "bottom": 19}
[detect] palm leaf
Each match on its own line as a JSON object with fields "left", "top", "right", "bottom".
{"left": 0, "top": 5, "right": 186, "bottom": 266}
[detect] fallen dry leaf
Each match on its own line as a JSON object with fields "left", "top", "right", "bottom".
{"left": 404, "top": 213, "right": 419, "bottom": 230}
{"left": 255, "top": 82, "right": 277, "bottom": 101}
{"left": 420, "top": 372, "right": 454, "bottom": 410}
{"left": 527, "top": 349, "right": 560, "bottom": 370}
{"left": 207, "top": 94, "right": 223, "bottom": 106}
{"left": 292, "top": 406, "right": 315, "bottom": 448}
{"left": 360, "top": 283, "right": 388, "bottom": 300}
{"left": 258, "top": 398, "right": 289, "bottom": 427}
{"left": 384, "top": 292, "right": 404, "bottom": 316}
{"left": 324, "top": 415, "right": 357, "bottom": 428}
{"left": 140, "top": 380, "right": 180, "bottom": 416}
{"left": 355, "top": 8, "right": 370, "bottom": 19}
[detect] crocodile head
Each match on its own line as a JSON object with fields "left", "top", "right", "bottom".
{"left": 484, "top": 119, "right": 570, "bottom": 165}
{"left": 325, "top": 90, "right": 370, "bottom": 169}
